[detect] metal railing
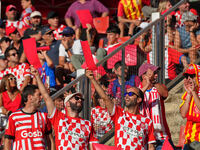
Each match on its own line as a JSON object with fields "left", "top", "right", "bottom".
{"left": 50, "top": 0, "right": 187, "bottom": 143}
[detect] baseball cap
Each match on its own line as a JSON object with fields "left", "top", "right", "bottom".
{"left": 60, "top": 27, "right": 75, "bottom": 36}
{"left": 47, "top": 11, "right": 59, "bottom": 20}
{"left": 64, "top": 92, "right": 82, "bottom": 106}
{"left": 138, "top": 63, "right": 160, "bottom": 77}
{"left": 30, "top": 11, "right": 42, "bottom": 18}
{"left": 6, "top": 5, "right": 16, "bottom": 13}
{"left": 41, "top": 26, "right": 53, "bottom": 35}
{"left": 183, "top": 64, "right": 196, "bottom": 75}
{"left": 182, "top": 11, "right": 198, "bottom": 22}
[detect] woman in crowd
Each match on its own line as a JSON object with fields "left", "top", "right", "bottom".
{"left": 0, "top": 74, "right": 22, "bottom": 116}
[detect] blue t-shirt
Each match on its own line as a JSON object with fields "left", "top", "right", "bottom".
{"left": 47, "top": 40, "right": 61, "bottom": 66}
{"left": 178, "top": 26, "right": 200, "bottom": 49}
{"left": 38, "top": 62, "right": 56, "bottom": 87}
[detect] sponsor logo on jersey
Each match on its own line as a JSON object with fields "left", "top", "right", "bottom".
{"left": 21, "top": 130, "right": 42, "bottom": 138}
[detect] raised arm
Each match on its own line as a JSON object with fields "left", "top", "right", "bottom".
{"left": 180, "top": 79, "right": 192, "bottom": 118}
{"left": 154, "top": 83, "right": 168, "bottom": 98}
{"left": 42, "top": 51, "right": 54, "bottom": 68}
{"left": 4, "top": 138, "right": 12, "bottom": 150}
{"left": 30, "top": 66, "right": 55, "bottom": 116}
{"left": 85, "top": 70, "right": 114, "bottom": 114}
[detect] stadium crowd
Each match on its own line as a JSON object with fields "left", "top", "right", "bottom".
{"left": 0, "top": 0, "right": 199, "bottom": 149}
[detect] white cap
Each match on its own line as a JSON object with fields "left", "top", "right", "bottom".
{"left": 30, "top": 11, "right": 42, "bottom": 18}
{"left": 64, "top": 92, "right": 82, "bottom": 106}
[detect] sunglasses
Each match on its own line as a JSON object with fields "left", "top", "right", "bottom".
{"left": 37, "top": 51, "right": 42, "bottom": 54}
{"left": 9, "top": 53, "right": 18, "bottom": 57}
{"left": 184, "top": 74, "right": 196, "bottom": 79}
{"left": 124, "top": 92, "right": 139, "bottom": 97}
{"left": 8, "top": 77, "right": 16, "bottom": 81}
{"left": 74, "top": 96, "right": 84, "bottom": 101}
{"left": 9, "top": 8, "right": 16, "bottom": 12}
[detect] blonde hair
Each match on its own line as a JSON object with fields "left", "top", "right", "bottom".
{"left": 158, "top": 0, "right": 170, "bottom": 13}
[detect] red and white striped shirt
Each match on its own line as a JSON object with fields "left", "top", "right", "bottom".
{"left": 4, "top": 63, "right": 31, "bottom": 89}
{"left": 50, "top": 24, "right": 66, "bottom": 40}
{"left": 139, "top": 83, "right": 171, "bottom": 141}
{"left": 20, "top": 6, "right": 36, "bottom": 28}
{"left": 5, "top": 110, "right": 52, "bottom": 150}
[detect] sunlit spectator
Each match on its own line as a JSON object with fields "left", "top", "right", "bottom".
{"left": 0, "top": 74, "right": 22, "bottom": 116}
{"left": 4, "top": 47, "right": 31, "bottom": 91}
{"left": 20, "top": 0, "right": 36, "bottom": 28}
{"left": 47, "top": 11, "right": 66, "bottom": 40}
{"left": 64, "top": 0, "right": 108, "bottom": 39}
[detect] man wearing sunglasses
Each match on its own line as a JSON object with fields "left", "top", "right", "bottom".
{"left": 86, "top": 69, "right": 156, "bottom": 150}
{"left": 180, "top": 64, "right": 200, "bottom": 150}
{"left": 4, "top": 47, "right": 31, "bottom": 92}
{"left": 108, "top": 61, "right": 140, "bottom": 105}
{"left": 138, "top": 63, "right": 174, "bottom": 150}
{"left": 41, "top": 26, "right": 60, "bottom": 67}
{"left": 30, "top": 66, "right": 97, "bottom": 150}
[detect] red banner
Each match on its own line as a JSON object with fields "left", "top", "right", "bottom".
{"left": 22, "top": 38, "right": 42, "bottom": 69}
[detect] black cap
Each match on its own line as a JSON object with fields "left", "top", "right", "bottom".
{"left": 47, "top": 11, "right": 59, "bottom": 20}
{"left": 41, "top": 26, "right": 53, "bottom": 35}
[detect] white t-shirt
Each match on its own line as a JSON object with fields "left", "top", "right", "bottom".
{"left": 59, "top": 43, "right": 71, "bottom": 62}
{"left": 72, "top": 40, "right": 83, "bottom": 55}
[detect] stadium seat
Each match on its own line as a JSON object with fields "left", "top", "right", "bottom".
{"left": 93, "top": 16, "right": 109, "bottom": 34}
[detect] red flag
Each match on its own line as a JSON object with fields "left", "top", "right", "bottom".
{"left": 22, "top": 38, "right": 42, "bottom": 69}
{"left": 76, "top": 10, "right": 94, "bottom": 28}
{"left": 92, "top": 143, "right": 122, "bottom": 150}
{"left": 80, "top": 41, "right": 97, "bottom": 70}
{"left": 161, "top": 137, "right": 174, "bottom": 150}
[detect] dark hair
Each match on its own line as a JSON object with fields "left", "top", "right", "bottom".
{"left": 99, "top": 77, "right": 109, "bottom": 89}
{"left": 114, "top": 61, "right": 122, "bottom": 70}
{"left": 0, "top": 37, "right": 11, "bottom": 44}
{"left": 22, "top": 85, "right": 38, "bottom": 106}
{"left": 0, "top": 74, "right": 19, "bottom": 93}
{"left": 106, "top": 24, "right": 120, "bottom": 35}
{"left": 24, "top": 0, "right": 34, "bottom": 5}
{"left": 4, "top": 47, "right": 18, "bottom": 59}
{"left": 138, "top": 88, "right": 144, "bottom": 103}
{"left": 92, "top": 91, "right": 100, "bottom": 107}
